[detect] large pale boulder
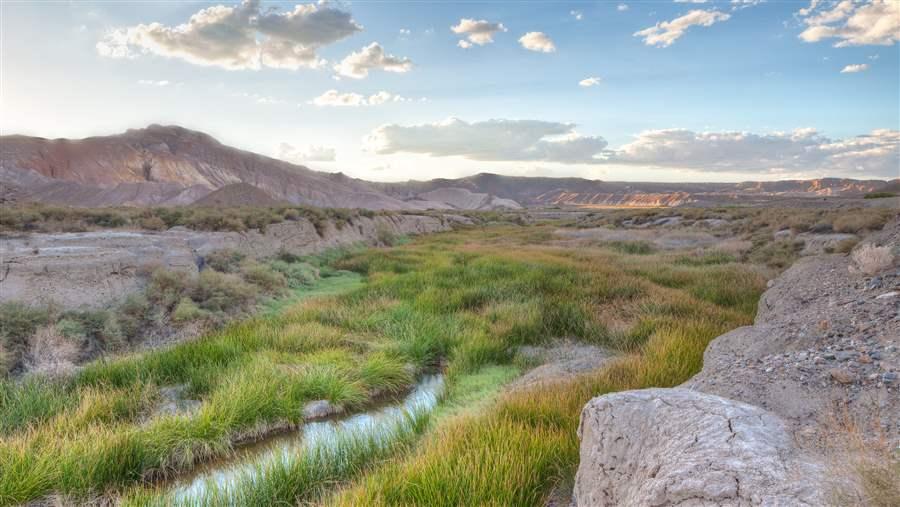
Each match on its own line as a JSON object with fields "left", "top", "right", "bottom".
{"left": 574, "top": 388, "right": 822, "bottom": 506}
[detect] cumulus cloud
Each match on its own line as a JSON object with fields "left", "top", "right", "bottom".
{"left": 333, "top": 42, "right": 413, "bottom": 79}
{"left": 279, "top": 142, "right": 336, "bottom": 163}
{"left": 635, "top": 9, "right": 731, "bottom": 47}
{"left": 611, "top": 128, "right": 900, "bottom": 176}
{"left": 579, "top": 77, "right": 602, "bottom": 87}
{"left": 796, "top": 0, "right": 899, "bottom": 47}
{"left": 570, "top": 10, "right": 584, "bottom": 20}
{"left": 840, "top": 63, "right": 869, "bottom": 73}
{"left": 96, "top": 0, "right": 360, "bottom": 70}
{"left": 617, "top": 4, "right": 629, "bottom": 11}
{"left": 309, "top": 89, "right": 412, "bottom": 106}
{"left": 451, "top": 18, "right": 507, "bottom": 46}
{"left": 519, "top": 32, "right": 557, "bottom": 52}
{"left": 365, "top": 118, "right": 608, "bottom": 164}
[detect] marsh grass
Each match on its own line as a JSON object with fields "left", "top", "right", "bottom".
{"left": 0, "top": 224, "right": 765, "bottom": 505}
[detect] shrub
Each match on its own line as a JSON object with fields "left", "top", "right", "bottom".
{"left": 192, "top": 270, "right": 258, "bottom": 313}
{"left": 851, "top": 244, "right": 895, "bottom": 275}
{"left": 833, "top": 212, "right": 892, "bottom": 234}
{"left": 270, "top": 260, "right": 319, "bottom": 288}
{"left": 138, "top": 215, "right": 167, "bottom": 231}
{"left": 204, "top": 249, "right": 246, "bottom": 273}
{"left": 606, "top": 241, "right": 656, "bottom": 255}
{"left": 117, "top": 294, "right": 150, "bottom": 341}
{"left": 240, "top": 261, "right": 287, "bottom": 293}
{"left": 145, "top": 268, "right": 191, "bottom": 311}
{"left": 25, "top": 325, "right": 80, "bottom": 377}
{"left": 171, "top": 297, "right": 208, "bottom": 323}
{"left": 864, "top": 192, "right": 897, "bottom": 199}
{"left": 0, "top": 342, "right": 13, "bottom": 376}
{"left": 376, "top": 224, "right": 398, "bottom": 246}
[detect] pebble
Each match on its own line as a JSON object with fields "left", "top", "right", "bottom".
{"left": 883, "top": 372, "right": 898, "bottom": 385}
{"left": 875, "top": 291, "right": 899, "bottom": 299}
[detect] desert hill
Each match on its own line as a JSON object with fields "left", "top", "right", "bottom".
{"left": 1, "top": 125, "right": 891, "bottom": 210}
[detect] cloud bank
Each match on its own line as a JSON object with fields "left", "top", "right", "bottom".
{"left": 635, "top": 9, "right": 731, "bottom": 47}
{"left": 365, "top": 118, "right": 608, "bottom": 164}
{"left": 364, "top": 119, "right": 899, "bottom": 177}
{"left": 797, "top": 0, "right": 899, "bottom": 47}
{"left": 614, "top": 128, "right": 899, "bottom": 176}
{"left": 97, "top": 0, "right": 360, "bottom": 70}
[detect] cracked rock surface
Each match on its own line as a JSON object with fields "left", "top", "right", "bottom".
{"left": 573, "top": 388, "right": 823, "bottom": 506}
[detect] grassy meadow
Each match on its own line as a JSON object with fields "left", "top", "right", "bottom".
{"left": 0, "top": 222, "right": 767, "bottom": 506}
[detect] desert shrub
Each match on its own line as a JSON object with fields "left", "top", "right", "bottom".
{"left": 0, "top": 303, "right": 50, "bottom": 372}
{"left": 171, "top": 297, "right": 208, "bottom": 323}
{"left": 864, "top": 192, "right": 897, "bottom": 199}
{"left": 376, "top": 223, "right": 397, "bottom": 246}
{"left": 26, "top": 325, "right": 80, "bottom": 377}
{"left": 191, "top": 270, "right": 258, "bottom": 313}
{"left": 137, "top": 215, "right": 167, "bottom": 231}
{"left": 829, "top": 237, "right": 860, "bottom": 254}
{"left": 270, "top": 260, "right": 319, "bottom": 288}
{"left": 145, "top": 268, "right": 192, "bottom": 311}
{"left": 833, "top": 212, "right": 893, "bottom": 234}
{"left": 55, "top": 318, "right": 86, "bottom": 342}
{"left": 84, "top": 210, "right": 128, "bottom": 228}
{"left": 240, "top": 261, "right": 287, "bottom": 293}
{"left": 204, "top": 249, "right": 246, "bottom": 273}
{"left": 275, "top": 248, "right": 303, "bottom": 264}
{"left": 0, "top": 342, "right": 13, "bottom": 376}
{"left": 116, "top": 294, "right": 150, "bottom": 341}
{"left": 851, "top": 244, "right": 895, "bottom": 275}
{"left": 748, "top": 239, "right": 804, "bottom": 269}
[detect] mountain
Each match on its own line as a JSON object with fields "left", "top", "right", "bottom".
{"left": 0, "top": 125, "right": 411, "bottom": 209}
{"left": 1, "top": 125, "right": 890, "bottom": 210}
{"left": 375, "top": 173, "right": 891, "bottom": 207}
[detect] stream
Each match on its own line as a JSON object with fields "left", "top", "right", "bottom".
{"left": 167, "top": 374, "right": 445, "bottom": 502}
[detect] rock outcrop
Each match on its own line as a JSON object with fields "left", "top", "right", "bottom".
{"left": 574, "top": 389, "right": 823, "bottom": 506}
{"left": 574, "top": 217, "right": 899, "bottom": 505}
{"left": 0, "top": 214, "right": 461, "bottom": 309}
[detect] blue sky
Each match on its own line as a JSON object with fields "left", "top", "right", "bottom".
{"left": 1, "top": 0, "right": 898, "bottom": 182}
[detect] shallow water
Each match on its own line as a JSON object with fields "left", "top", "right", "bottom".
{"left": 169, "top": 374, "right": 444, "bottom": 501}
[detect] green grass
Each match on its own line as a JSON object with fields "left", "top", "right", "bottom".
{"left": 0, "top": 224, "right": 765, "bottom": 505}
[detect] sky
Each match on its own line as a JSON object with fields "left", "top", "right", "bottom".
{"left": 1, "top": 0, "right": 898, "bottom": 182}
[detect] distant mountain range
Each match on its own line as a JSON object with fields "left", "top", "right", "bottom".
{"left": 1, "top": 125, "right": 894, "bottom": 210}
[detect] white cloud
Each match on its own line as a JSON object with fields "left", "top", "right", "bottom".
{"left": 279, "top": 142, "right": 336, "bottom": 163}
{"left": 617, "top": 4, "right": 629, "bottom": 11}
{"left": 635, "top": 9, "right": 731, "bottom": 47}
{"left": 797, "top": 0, "right": 899, "bottom": 47}
{"left": 570, "top": 10, "right": 584, "bottom": 20}
{"left": 730, "top": 0, "right": 765, "bottom": 10}
{"left": 96, "top": 0, "right": 361, "bottom": 70}
{"left": 309, "top": 89, "right": 412, "bottom": 107}
{"left": 868, "top": 54, "right": 880, "bottom": 60}
{"left": 611, "top": 128, "right": 900, "bottom": 177}
{"left": 333, "top": 42, "right": 413, "bottom": 79}
{"left": 519, "top": 32, "right": 557, "bottom": 53}
{"left": 365, "top": 118, "right": 608, "bottom": 164}
{"left": 451, "top": 18, "right": 507, "bottom": 46}
{"left": 840, "top": 63, "right": 869, "bottom": 73}
{"left": 579, "top": 77, "right": 602, "bottom": 87}
{"left": 399, "top": 28, "right": 411, "bottom": 36}
{"left": 137, "top": 79, "right": 173, "bottom": 87}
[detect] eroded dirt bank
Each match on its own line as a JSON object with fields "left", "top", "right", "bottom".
{"left": 0, "top": 214, "right": 464, "bottom": 309}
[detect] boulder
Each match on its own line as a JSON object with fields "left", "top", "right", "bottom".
{"left": 573, "top": 388, "right": 822, "bottom": 506}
